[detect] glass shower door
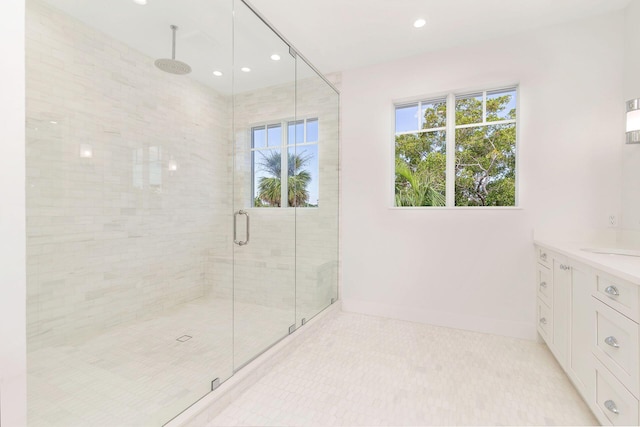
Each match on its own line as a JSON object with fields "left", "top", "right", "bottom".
{"left": 294, "top": 58, "right": 340, "bottom": 327}
{"left": 25, "top": 0, "right": 235, "bottom": 424}
{"left": 232, "top": 0, "right": 296, "bottom": 369}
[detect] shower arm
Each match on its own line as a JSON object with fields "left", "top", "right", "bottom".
{"left": 170, "top": 25, "right": 177, "bottom": 60}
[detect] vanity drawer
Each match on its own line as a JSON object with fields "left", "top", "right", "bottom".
{"left": 537, "top": 298, "right": 552, "bottom": 342}
{"left": 536, "top": 246, "right": 551, "bottom": 268}
{"left": 536, "top": 264, "right": 553, "bottom": 307}
{"left": 595, "top": 358, "right": 639, "bottom": 426}
{"left": 593, "top": 298, "right": 639, "bottom": 397}
{"left": 594, "top": 273, "right": 639, "bottom": 323}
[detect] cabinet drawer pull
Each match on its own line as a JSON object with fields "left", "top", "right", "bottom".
{"left": 540, "top": 252, "right": 547, "bottom": 261}
{"left": 560, "top": 264, "right": 570, "bottom": 271}
{"left": 539, "top": 317, "right": 547, "bottom": 325}
{"left": 604, "top": 399, "right": 619, "bottom": 415}
{"left": 540, "top": 281, "right": 547, "bottom": 288}
{"left": 604, "top": 336, "right": 620, "bottom": 349}
{"left": 604, "top": 285, "right": 620, "bottom": 297}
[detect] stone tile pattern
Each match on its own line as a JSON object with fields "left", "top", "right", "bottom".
{"left": 25, "top": 0, "right": 231, "bottom": 350}
{"left": 27, "top": 296, "right": 294, "bottom": 427}
{"left": 209, "top": 311, "right": 598, "bottom": 427}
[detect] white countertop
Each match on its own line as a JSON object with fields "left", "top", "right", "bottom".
{"left": 535, "top": 239, "right": 640, "bottom": 286}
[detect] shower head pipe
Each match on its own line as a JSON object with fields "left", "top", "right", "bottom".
{"left": 155, "top": 24, "right": 192, "bottom": 75}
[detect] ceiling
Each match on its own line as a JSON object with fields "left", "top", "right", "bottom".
{"left": 41, "top": 0, "right": 317, "bottom": 94}
{"left": 248, "top": 0, "right": 632, "bottom": 74}
{"left": 41, "top": 0, "right": 631, "bottom": 92}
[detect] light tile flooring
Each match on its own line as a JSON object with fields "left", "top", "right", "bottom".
{"left": 209, "top": 311, "right": 598, "bottom": 426}
{"left": 28, "top": 297, "right": 293, "bottom": 427}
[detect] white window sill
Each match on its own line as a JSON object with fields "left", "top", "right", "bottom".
{"left": 388, "top": 206, "right": 523, "bottom": 210}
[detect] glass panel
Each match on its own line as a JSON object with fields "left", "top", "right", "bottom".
{"left": 487, "top": 88, "right": 517, "bottom": 122}
{"left": 455, "top": 124, "right": 516, "bottom": 206}
{"left": 421, "top": 99, "right": 447, "bottom": 129}
{"left": 288, "top": 120, "right": 305, "bottom": 144}
{"left": 294, "top": 58, "right": 339, "bottom": 327}
{"left": 306, "top": 118, "right": 319, "bottom": 142}
{"left": 253, "top": 148, "right": 282, "bottom": 207}
{"left": 148, "top": 146, "right": 162, "bottom": 188}
{"left": 455, "top": 93, "right": 483, "bottom": 125}
{"left": 233, "top": 0, "right": 296, "bottom": 368}
{"left": 394, "top": 132, "right": 447, "bottom": 206}
{"left": 252, "top": 126, "right": 266, "bottom": 148}
{"left": 267, "top": 124, "right": 282, "bottom": 147}
{"left": 395, "top": 103, "right": 419, "bottom": 133}
{"left": 25, "top": 0, "right": 339, "bottom": 423}
{"left": 288, "top": 145, "right": 319, "bottom": 207}
{"left": 25, "top": 0, "right": 234, "bottom": 424}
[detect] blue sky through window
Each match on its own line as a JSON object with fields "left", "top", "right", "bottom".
{"left": 395, "top": 104, "right": 419, "bottom": 133}
{"left": 487, "top": 89, "right": 517, "bottom": 121}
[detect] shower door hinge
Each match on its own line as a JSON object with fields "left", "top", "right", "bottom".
{"left": 211, "top": 378, "right": 220, "bottom": 391}
{"left": 288, "top": 324, "right": 296, "bottom": 334}
{"left": 301, "top": 318, "right": 307, "bottom": 326}
{"left": 289, "top": 46, "right": 297, "bottom": 59}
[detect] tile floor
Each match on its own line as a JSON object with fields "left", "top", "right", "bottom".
{"left": 208, "top": 311, "right": 598, "bottom": 426}
{"left": 28, "top": 297, "right": 293, "bottom": 427}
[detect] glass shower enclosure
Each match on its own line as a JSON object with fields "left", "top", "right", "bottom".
{"left": 24, "top": 0, "right": 339, "bottom": 425}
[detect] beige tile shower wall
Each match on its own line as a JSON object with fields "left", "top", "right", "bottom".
{"left": 25, "top": 0, "right": 232, "bottom": 350}
{"left": 225, "top": 73, "right": 339, "bottom": 317}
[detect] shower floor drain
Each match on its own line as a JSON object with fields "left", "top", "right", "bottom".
{"left": 176, "top": 335, "right": 192, "bottom": 342}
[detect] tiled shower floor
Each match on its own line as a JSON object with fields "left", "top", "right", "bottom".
{"left": 27, "top": 297, "right": 292, "bottom": 427}
{"left": 209, "top": 311, "right": 599, "bottom": 426}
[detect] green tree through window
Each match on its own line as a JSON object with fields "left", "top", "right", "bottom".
{"left": 251, "top": 118, "right": 319, "bottom": 208}
{"left": 255, "top": 151, "right": 312, "bottom": 207}
{"left": 394, "top": 88, "right": 517, "bottom": 207}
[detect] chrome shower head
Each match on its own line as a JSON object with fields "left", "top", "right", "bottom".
{"left": 155, "top": 25, "right": 191, "bottom": 75}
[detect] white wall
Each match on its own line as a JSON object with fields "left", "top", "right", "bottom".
{"left": 0, "top": 0, "right": 27, "bottom": 425}
{"left": 341, "top": 12, "right": 625, "bottom": 339}
{"left": 621, "top": 1, "right": 640, "bottom": 231}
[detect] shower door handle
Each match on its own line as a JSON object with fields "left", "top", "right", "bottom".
{"left": 234, "top": 210, "right": 250, "bottom": 246}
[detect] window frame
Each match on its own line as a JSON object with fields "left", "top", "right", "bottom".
{"left": 391, "top": 85, "right": 520, "bottom": 209}
{"left": 250, "top": 117, "right": 320, "bottom": 208}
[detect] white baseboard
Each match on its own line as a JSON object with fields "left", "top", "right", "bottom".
{"left": 341, "top": 299, "right": 537, "bottom": 341}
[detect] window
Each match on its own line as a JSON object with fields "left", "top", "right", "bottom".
{"left": 132, "top": 146, "right": 163, "bottom": 191}
{"left": 148, "top": 146, "right": 162, "bottom": 189}
{"left": 394, "top": 99, "right": 447, "bottom": 206}
{"left": 251, "top": 118, "right": 319, "bottom": 207}
{"left": 394, "top": 87, "right": 517, "bottom": 207}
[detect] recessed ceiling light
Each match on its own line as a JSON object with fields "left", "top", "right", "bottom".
{"left": 49, "top": 121, "right": 58, "bottom": 124}
{"left": 241, "top": 67, "right": 251, "bottom": 72}
{"left": 413, "top": 18, "right": 426, "bottom": 28}
{"left": 213, "top": 70, "right": 223, "bottom": 77}
{"left": 270, "top": 54, "right": 281, "bottom": 61}
{"left": 133, "top": 0, "right": 148, "bottom": 5}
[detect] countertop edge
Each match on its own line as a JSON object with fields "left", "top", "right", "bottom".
{"left": 534, "top": 239, "right": 640, "bottom": 286}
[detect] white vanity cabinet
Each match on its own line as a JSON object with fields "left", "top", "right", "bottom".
{"left": 535, "top": 243, "right": 640, "bottom": 426}
{"left": 569, "top": 261, "right": 596, "bottom": 402}
{"left": 535, "top": 248, "right": 570, "bottom": 368}
{"left": 535, "top": 248, "right": 553, "bottom": 342}
{"left": 552, "top": 254, "right": 571, "bottom": 367}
